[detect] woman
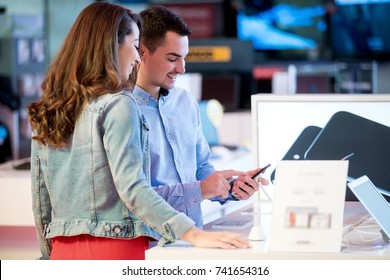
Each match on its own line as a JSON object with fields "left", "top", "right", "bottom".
{"left": 28, "top": 2, "right": 249, "bottom": 260}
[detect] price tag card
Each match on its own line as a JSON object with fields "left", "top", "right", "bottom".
{"left": 268, "top": 160, "right": 349, "bottom": 253}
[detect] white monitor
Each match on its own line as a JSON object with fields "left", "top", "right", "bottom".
{"left": 251, "top": 94, "right": 390, "bottom": 200}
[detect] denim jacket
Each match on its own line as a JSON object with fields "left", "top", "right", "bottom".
{"left": 31, "top": 92, "right": 195, "bottom": 259}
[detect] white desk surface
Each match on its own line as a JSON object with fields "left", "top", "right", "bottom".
{"left": 146, "top": 201, "right": 390, "bottom": 260}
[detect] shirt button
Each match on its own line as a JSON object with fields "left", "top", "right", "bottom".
{"left": 114, "top": 227, "right": 121, "bottom": 234}
{"left": 103, "top": 225, "right": 110, "bottom": 232}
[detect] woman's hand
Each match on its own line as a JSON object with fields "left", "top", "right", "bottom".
{"left": 180, "top": 227, "right": 251, "bottom": 249}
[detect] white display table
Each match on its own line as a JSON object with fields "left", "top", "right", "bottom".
{"left": 146, "top": 202, "right": 390, "bottom": 260}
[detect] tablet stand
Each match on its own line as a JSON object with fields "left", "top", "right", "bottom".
{"left": 248, "top": 191, "right": 267, "bottom": 241}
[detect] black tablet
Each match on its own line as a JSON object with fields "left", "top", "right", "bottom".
{"left": 270, "top": 125, "right": 322, "bottom": 184}
{"left": 305, "top": 111, "right": 390, "bottom": 200}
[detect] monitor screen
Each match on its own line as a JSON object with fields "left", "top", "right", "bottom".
{"left": 236, "top": 0, "right": 329, "bottom": 59}
{"left": 251, "top": 94, "right": 390, "bottom": 200}
{"left": 330, "top": 0, "right": 390, "bottom": 59}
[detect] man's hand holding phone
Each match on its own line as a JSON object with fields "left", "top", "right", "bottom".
{"left": 229, "top": 164, "right": 271, "bottom": 201}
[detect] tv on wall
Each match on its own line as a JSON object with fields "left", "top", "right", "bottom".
{"left": 330, "top": 0, "right": 390, "bottom": 60}
{"left": 236, "top": 0, "right": 331, "bottom": 60}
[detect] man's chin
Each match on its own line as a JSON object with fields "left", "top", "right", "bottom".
{"left": 163, "top": 83, "right": 175, "bottom": 91}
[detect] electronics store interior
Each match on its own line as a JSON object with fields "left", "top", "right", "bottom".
{"left": 1, "top": 0, "right": 390, "bottom": 260}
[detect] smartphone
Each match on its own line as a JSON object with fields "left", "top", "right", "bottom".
{"left": 229, "top": 163, "right": 271, "bottom": 201}
{"left": 251, "top": 163, "right": 271, "bottom": 181}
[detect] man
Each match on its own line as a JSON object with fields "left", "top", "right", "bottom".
{"left": 134, "top": 5, "right": 268, "bottom": 227}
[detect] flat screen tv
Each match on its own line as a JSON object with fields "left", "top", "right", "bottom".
{"left": 236, "top": 0, "right": 330, "bottom": 60}
{"left": 330, "top": 0, "right": 390, "bottom": 60}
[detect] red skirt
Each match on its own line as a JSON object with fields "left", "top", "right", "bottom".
{"left": 50, "top": 234, "right": 150, "bottom": 260}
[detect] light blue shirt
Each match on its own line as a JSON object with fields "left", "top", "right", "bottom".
{"left": 133, "top": 86, "right": 230, "bottom": 227}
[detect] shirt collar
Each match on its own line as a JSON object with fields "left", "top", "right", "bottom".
{"left": 133, "top": 85, "right": 168, "bottom": 107}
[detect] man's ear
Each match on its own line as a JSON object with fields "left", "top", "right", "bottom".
{"left": 139, "top": 43, "right": 147, "bottom": 57}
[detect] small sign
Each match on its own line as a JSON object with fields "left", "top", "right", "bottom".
{"left": 187, "top": 46, "right": 231, "bottom": 63}
{"left": 268, "top": 160, "right": 349, "bottom": 253}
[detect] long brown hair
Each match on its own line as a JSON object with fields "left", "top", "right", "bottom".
{"left": 28, "top": 2, "right": 142, "bottom": 147}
